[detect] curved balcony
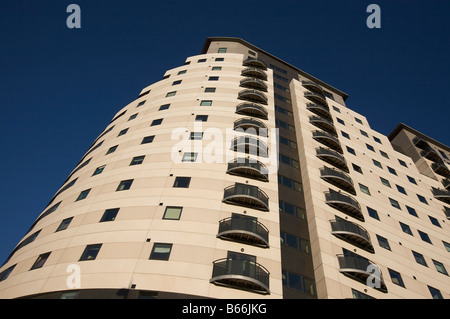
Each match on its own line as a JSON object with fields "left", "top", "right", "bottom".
{"left": 241, "top": 67, "right": 267, "bottom": 81}
{"left": 320, "top": 166, "right": 356, "bottom": 195}
{"left": 432, "top": 187, "right": 450, "bottom": 205}
{"left": 217, "top": 215, "right": 269, "bottom": 248}
{"left": 304, "top": 91, "right": 328, "bottom": 107}
{"left": 444, "top": 207, "right": 450, "bottom": 220}
{"left": 443, "top": 178, "right": 450, "bottom": 191}
{"left": 223, "top": 183, "right": 269, "bottom": 211}
{"left": 312, "top": 130, "right": 343, "bottom": 154}
{"left": 231, "top": 136, "right": 269, "bottom": 158}
{"left": 242, "top": 58, "right": 267, "bottom": 70}
{"left": 235, "top": 102, "right": 268, "bottom": 120}
{"left": 413, "top": 137, "right": 430, "bottom": 149}
{"left": 325, "top": 191, "right": 364, "bottom": 221}
{"left": 316, "top": 147, "right": 349, "bottom": 172}
{"left": 337, "top": 255, "right": 387, "bottom": 293}
{"left": 330, "top": 219, "right": 374, "bottom": 253}
{"left": 238, "top": 89, "right": 268, "bottom": 105}
{"left": 234, "top": 117, "right": 268, "bottom": 136}
{"left": 306, "top": 103, "right": 332, "bottom": 121}
{"left": 432, "top": 162, "right": 450, "bottom": 178}
{"left": 227, "top": 158, "right": 269, "bottom": 182}
{"left": 240, "top": 77, "right": 268, "bottom": 92}
{"left": 302, "top": 81, "right": 326, "bottom": 97}
{"left": 309, "top": 116, "right": 337, "bottom": 137}
{"left": 210, "top": 257, "right": 270, "bottom": 294}
{"left": 421, "top": 148, "right": 441, "bottom": 162}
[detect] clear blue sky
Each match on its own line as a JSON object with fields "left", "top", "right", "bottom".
{"left": 0, "top": 0, "right": 449, "bottom": 263}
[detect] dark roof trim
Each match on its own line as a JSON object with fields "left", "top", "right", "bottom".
{"left": 201, "top": 37, "right": 349, "bottom": 101}
{"left": 388, "top": 123, "right": 450, "bottom": 152}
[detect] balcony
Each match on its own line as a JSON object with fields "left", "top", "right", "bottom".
{"left": 421, "top": 148, "right": 441, "bottom": 162}
{"left": 304, "top": 91, "right": 328, "bottom": 107}
{"left": 325, "top": 191, "right": 364, "bottom": 221}
{"left": 312, "top": 130, "right": 343, "bottom": 154}
{"left": 432, "top": 162, "right": 450, "bottom": 178}
{"left": 223, "top": 183, "right": 269, "bottom": 211}
{"left": 234, "top": 117, "right": 268, "bottom": 137}
{"left": 238, "top": 89, "right": 268, "bottom": 105}
{"left": 227, "top": 158, "right": 269, "bottom": 182}
{"left": 432, "top": 187, "right": 450, "bottom": 205}
{"left": 240, "top": 77, "right": 268, "bottom": 92}
{"left": 316, "top": 147, "right": 349, "bottom": 172}
{"left": 320, "top": 166, "right": 356, "bottom": 195}
{"left": 337, "top": 254, "right": 387, "bottom": 293}
{"left": 444, "top": 207, "right": 450, "bottom": 220}
{"left": 241, "top": 67, "right": 267, "bottom": 81}
{"left": 302, "top": 81, "right": 326, "bottom": 97}
{"left": 306, "top": 103, "right": 332, "bottom": 121}
{"left": 443, "top": 178, "right": 450, "bottom": 191}
{"left": 330, "top": 219, "right": 374, "bottom": 253}
{"left": 235, "top": 102, "right": 268, "bottom": 120}
{"left": 242, "top": 58, "right": 267, "bottom": 70}
{"left": 217, "top": 214, "right": 269, "bottom": 248}
{"left": 210, "top": 257, "right": 270, "bottom": 294}
{"left": 309, "top": 116, "right": 337, "bottom": 137}
{"left": 412, "top": 137, "right": 430, "bottom": 149}
{"left": 231, "top": 136, "right": 268, "bottom": 158}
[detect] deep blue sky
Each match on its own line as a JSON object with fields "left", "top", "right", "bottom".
{"left": 0, "top": 0, "right": 449, "bottom": 263}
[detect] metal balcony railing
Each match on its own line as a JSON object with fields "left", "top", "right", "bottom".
{"left": 210, "top": 257, "right": 270, "bottom": 294}
{"left": 227, "top": 158, "right": 269, "bottom": 182}
{"left": 312, "top": 130, "right": 343, "bottom": 154}
{"left": 444, "top": 206, "right": 450, "bottom": 220}
{"left": 316, "top": 147, "right": 349, "bottom": 172}
{"left": 241, "top": 67, "right": 267, "bottom": 81}
{"left": 238, "top": 89, "right": 268, "bottom": 105}
{"left": 235, "top": 102, "right": 268, "bottom": 120}
{"left": 432, "top": 162, "right": 450, "bottom": 178}
{"left": 240, "top": 77, "right": 268, "bottom": 92}
{"left": 231, "top": 136, "right": 269, "bottom": 158}
{"left": 320, "top": 166, "right": 356, "bottom": 195}
{"left": 412, "top": 137, "right": 430, "bottom": 149}
{"left": 217, "top": 215, "right": 269, "bottom": 248}
{"left": 302, "top": 81, "right": 326, "bottom": 97}
{"left": 242, "top": 58, "right": 267, "bottom": 70}
{"left": 309, "top": 116, "right": 337, "bottom": 137}
{"left": 432, "top": 187, "right": 450, "bottom": 205}
{"left": 420, "top": 148, "right": 441, "bottom": 162}
{"left": 330, "top": 219, "right": 374, "bottom": 253}
{"left": 223, "top": 183, "right": 269, "bottom": 211}
{"left": 324, "top": 191, "right": 364, "bottom": 221}
{"left": 306, "top": 103, "right": 332, "bottom": 121}
{"left": 304, "top": 91, "right": 328, "bottom": 107}
{"left": 233, "top": 117, "right": 268, "bottom": 137}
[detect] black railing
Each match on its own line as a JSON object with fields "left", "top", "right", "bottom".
{"left": 223, "top": 183, "right": 269, "bottom": 211}
{"left": 235, "top": 102, "right": 268, "bottom": 120}
{"left": 238, "top": 89, "right": 268, "bottom": 105}
{"left": 217, "top": 216, "right": 269, "bottom": 248}
{"left": 231, "top": 136, "right": 269, "bottom": 157}
{"left": 227, "top": 158, "right": 269, "bottom": 182}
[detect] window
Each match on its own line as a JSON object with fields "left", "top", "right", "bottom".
{"left": 372, "top": 159, "right": 382, "bottom": 169}
{"left": 208, "top": 76, "right": 219, "bottom": 81}
{"left": 429, "top": 216, "right": 441, "bottom": 227}
{"left": 217, "top": 48, "right": 227, "bottom": 53}
{"left": 388, "top": 269, "right": 405, "bottom": 287}
{"left": 279, "top": 136, "right": 297, "bottom": 149}
{"left": 351, "top": 289, "right": 375, "bottom": 299}
{"left": 332, "top": 106, "right": 340, "bottom": 113}
{"left": 106, "top": 145, "right": 118, "bottom": 155}
{"left": 163, "top": 206, "right": 183, "bottom": 220}
{"left": 398, "top": 159, "right": 408, "bottom": 167}
{"left": 439, "top": 150, "right": 449, "bottom": 160}
{"left": 380, "top": 150, "right": 389, "bottom": 159}
{"left": 336, "top": 118, "right": 345, "bottom": 125}
{"left": 189, "top": 132, "right": 203, "bottom": 140}
{"left": 138, "top": 90, "right": 150, "bottom": 98}
{"left": 214, "top": 57, "right": 224, "bottom": 61}
{"left": 355, "top": 117, "right": 363, "bottom": 124}
{"left": 428, "top": 286, "right": 444, "bottom": 299}
{"left": 172, "top": 80, "right": 182, "bottom": 85}
{"left": 417, "top": 194, "right": 428, "bottom": 205}
{"left": 211, "top": 66, "right": 222, "bottom": 71}
{"left": 406, "top": 206, "right": 418, "bottom": 217}
{"left": 280, "top": 232, "right": 311, "bottom": 254}
{"left": 137, "top": 100, "right": 146, "bottom": 107}
{"left": 195, "top": 115, "right": 208, "bottom": 122}
{"left": 141, "top": 135, "right": 155, "bottom": 144}
{"left": 432, "top": 260, "right": 448, "bottom": 275}
{"left": 279, "top": 200, "right": 306, "bottom": 219}
{"left": 149, "top": 243, "right": 172, "bottom": 260}
{"left": 159, "top": 103, "right": 170, "bottom": 111}
{"left": 360, "top": 130, "right": 368, "bottom": 137}
{"left": 400, "top": 222, "right": 413, "bottom": 235}
{"left": 387, "top": 166, "right": 397, "bottom": 175}
{"left": 204, "top": 87, "right": 216, "bottom": 93}
{"left": 341, "top": 131, "right": 350, "bottom": 139}
{"left": 56, "top": 217, "right": 73, "bottom": 232}
{"left": 151, "top": 118, "right": 163, "bottom": 126}
{"left": 165, "top": 91, "right": 176, "bottom": 97}
{"left": 182, "top": 152, "right": 198, "bottom": 162}
{"left": 418, "top": 230, "right": 432, "bottom": 244}
{"left": 366, "top": 143, "right": 375, "bottom": 152}
{"left": 130, "top": 155, "right": 145, "bottom": 166}
{"left": 280, "top": 154, "right": 299, "bottom": 169}
{"left": 359, "top": 184, "right": 370, "bottom": 195}
{"left": 79, "top": 244, "right": 102, "bottom": 261}
{"left": 389, "top": 198, "right": 401, "bottom": 210}
{"left": 0, "top": 265, "right": 16, "bottom": 282}
{"left": 282, "top": 269, "right": 316, "bottom": 296}
{"left": 197, "top": 58, "right": 206, "bottom": 63}
{"left": 173, "top": 177, "right": 191, "bottom": 188}
{"left": 443, "top": 241, "right": 450, "bottom": 252}
{"left": 367, "top": 207, "right": 380, "bottom": 220}
{"left": 200, "top": 100, "right": 212, "bottom": 106}
{"left": 373, "top": 136, "right": 382, "bottom": 144}
{"left": 396, "top": 185, "right": 407, "bottom": 195}
{"left": 75, "top": 189, "right": 91, "bottom": 201}
{"left": 100, "top": 208, "right": 119, "bottom": 222}
{"left": 346, "top": 146, "right": 356, "bottom": 155}
{"left": 177, "top": 70, "right": 187, "bottom": 75}
{"left": 30, "top": 252, "right": 51, "bottom": 270}
{"left": 407, "top": 175, "right": 417, "bottom": 184}
{"left": 278, "top": 175, "right": 303, "bottom": 192}
{"left": 116, "top": 179, "right": 133, "bottom": 191}
{"left": 412, "top": 251, "right": 428, "bottom": 267}
{"left": 162, "top": 74, "right": 170, "bottom": 80}
{"left": 118, "top": 128, "right": 128, "bottom": 137}
{"left": 380, "top": 177, "right": 391, "bottom": 188}
{"left": 376, "top": 235, "right": 391, "bottom": 250}
{"left": 128, "top": 114, "right": 138, "bottom": 121}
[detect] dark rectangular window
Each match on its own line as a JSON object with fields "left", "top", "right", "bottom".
{"left": 367, "top": 207, "right": 380, "bottom": 220}
{"left": 190, "top": 132, "right": 203, "bottom": 140}
{"left": 159, "top": 104, "right": 170, "bottom": 111}
{"left": 398, "top": 159, "right": 408, "bottom": 167}
{"left": 195, "top": 115, "right": 208, "bottom": 122}
{"left": 151, "top": 118, "right": 163, "bottom": 126}
{"left": 372, "top": 159, "right": 382, "bottom": 169}
{"left": 208, "top": 76, "right": 219, "bottom": 81}
{"left": 177, "top": 70, "right": 187, "bottom": 75}
{"left": 79, "top": 244, "right": 102, "bottom": 261}
{"left": 359, "top": 183, "right": 370, "bottom": 195}
{"left": 376, "top": 235, "right": 391, "bottom": 250}
{"left": 346, "top": 146, "right": 356, "bottom": 155}
{"left": 417, "top": 194, "right": 428, "bottom": 205}
{"left": 429, "top": 216, "right": 441, "bottom": 227}
{"left": 360, "top": 130, "right": 368, "bottom": 137}
{"left": 380, "top": 177, "right": 391, "bottom": 187}
{"left": 163, "top": 206, "right": 183, "bottom": 220}
{"left": 341, "top": 131, "right": 350, "bottom": 139}
{"left": 182, "top": 152, "right": 198, "bottom": 162}
{"left": 117, "top": 179, "right": 133, "bottom": 191}
{"left": 406, "top": 205, "right": 418, "bottom": 217}
{"left": 418, "top": 230, "right": 432, "bottom": 244}
{"left": 106, "top": 145, "right": 118, "bottom": 155}
{"left": 173, "top": 177, "right": 191, "bottom": 188}
{"left": 118, "top": 128, "right": 128, "bottom": 137}
{"left": 56, "top": 217, "right": 73, "bottom": 232}
{"left": 388, "top": 269, "right": 405, "bottom": 287}
{"left": 137, "top": 100, "right": 146, "bottom": 107}
{"left": 217, "top": 48, "right": 227, "bottom": 53}
{"left": 214, "top": 58, "right": 224, "bottom": 61}
{"left": 0, "top": 265, "right": 16, "bottom": 282}
{"left": 142, "top": 135, "right": 155, "bottom": 144}
{"left": 373, "top": 136, "right": 382, "bottom": 144}
{"left": 407, "top": 175, "right": 417, "bottom": 184}
{"left": 387, "top": 166, "right": 397, "bottom": 175}
{"left": 204, "top": 87, "right": 216, "bottom": 93}
{"left": 396, "top": 185, "right": 407, "bottom": 195}
{"left": 100, "top": 208, "right": 119, "bottom": 222}
{"left": 172, "top": 80, "right": 182, "bottom": 85}
{"left": 138, "top": 90, "right": 150, "bottom": 98}
{"left": 400, "top": 222, "right": 413, "bottom": 235}
{"left": 336, "top": 118, "right": 345, "bottom": 125}
{"left": 389, "top": 198, "right": 401, "bottom": 210}
{"left": 130, "top": 155, "right": 145, "bottom": 166}
{"left": 380, "top": 150, "right": 389, "bottom": 159}
{"left": 428, "top": 286, "right": 444, "bottom": 299}
{"left": 30, "top": 252, "right": 51, "bottom": 270}
{"left": 75, "top": 189, "right": 91, "bottom": 201}
{"left": 366, "top": 143, "right": 375, "bottom": 152}
{"left": 128, "top": 114, "right": 138, "bottom": 121}
{"left": 165, "top": 91, "right": 176, "bottom": 97}
{"left": 412, "top": 251, "right": 428, "bottom": 267}
{"left": 432, "top": 260, "right": 448, "bottom": 275}
{"left": 197, "top": 58, "right": 206, "bottom": 63}
{"left": 150, "top": 243, "right": 173, "bottom": 260}
{"left": 200, "top": 100, "right": 212, "bottom": 106}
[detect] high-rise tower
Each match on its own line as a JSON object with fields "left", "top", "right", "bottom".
{"left": 0, "top": 37, "right": 449, "bottom": 299}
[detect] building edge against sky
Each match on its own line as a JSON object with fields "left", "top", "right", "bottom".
{"left": 0, "top": 37, "right": 449, "bottom": 299}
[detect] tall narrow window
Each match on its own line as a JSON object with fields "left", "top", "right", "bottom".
{"left": 388, "top": 268, "right": 405, "bottom": 288}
